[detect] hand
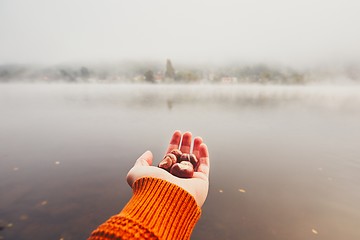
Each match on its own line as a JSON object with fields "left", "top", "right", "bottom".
{"left": 126, "top": 130, "right": 210, "bottom": 207}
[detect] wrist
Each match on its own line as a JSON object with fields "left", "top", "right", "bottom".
{"left": 121, "top": 177, "right": 201, "bottom": 240}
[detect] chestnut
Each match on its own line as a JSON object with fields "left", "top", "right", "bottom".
{"left": 158, "top": 153, "right": 177, "bottom": 171}
{"left": 179, "top": 153, "right": 191, "bottom": 163}
{"left": 170, "top": 161, "right": 194, "bottom": 178}
{"left": 189, "top": 153, "right": 199, "bottom": 170}
{"left": 170, "top": 149, "right": 182, "bottom": 162}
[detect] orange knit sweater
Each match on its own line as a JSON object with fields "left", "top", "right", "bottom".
{"left": 88, "top": 177, "right": 201, "bottom": 240}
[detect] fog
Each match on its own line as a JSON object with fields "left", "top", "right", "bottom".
{"left": 1, "top": 0, "right": 360, "bottom": 67}
{"left": 1, "top": 1, "right": 360, "bottom": 239}
{"left": 4, "top": 83, "right": 360, "bottom": 107}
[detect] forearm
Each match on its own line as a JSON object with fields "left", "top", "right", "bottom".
{"left": 89, "top": 177, "right": 201, "bottom": 240}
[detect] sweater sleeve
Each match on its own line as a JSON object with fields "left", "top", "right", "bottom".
{"left": 88, "top": 177, "right": 202, "bottom": 240}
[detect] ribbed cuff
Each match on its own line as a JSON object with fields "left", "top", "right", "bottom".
{"left": 120, "top": 177, "right": 201, "bottom": 240}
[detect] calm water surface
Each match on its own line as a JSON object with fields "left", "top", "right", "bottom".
{"left": 0, "top": 84, "right": 360, "bottom": 240}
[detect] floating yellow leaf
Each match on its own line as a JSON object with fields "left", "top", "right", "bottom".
{"left": 312, "top": 229, "right": 318, "bottom": 234}
{"left": 238, "top": 189, "right": 246, "bottom": 193}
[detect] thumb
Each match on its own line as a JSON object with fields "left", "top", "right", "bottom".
{"left": 134, "top": 150, "right": 153, "bottom": 166}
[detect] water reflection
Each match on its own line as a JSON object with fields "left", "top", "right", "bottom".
{"left": 0, "top": 84, "right": 360, "bottom": 240}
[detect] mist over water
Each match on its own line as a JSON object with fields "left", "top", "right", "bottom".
{"left": 1, "top": 0, "right": 360, "bottom": 239}
{"left": 0, "top": 83, "right": 360, "bottom": 240}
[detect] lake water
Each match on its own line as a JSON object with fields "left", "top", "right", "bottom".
{"left": 0, "top": 83, "right": 360, "bottom": 240}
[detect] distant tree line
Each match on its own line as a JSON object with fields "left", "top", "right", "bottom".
{"left": 1, "top": 61, "right": 359, "bottom": 84}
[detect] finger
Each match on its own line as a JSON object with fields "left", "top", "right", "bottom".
{"left": 166, "top": 130, "right": 182, "bottom": 153}
{"left": 192, "top": 137, "right": 203, "bottom": 160}
{"left": 134, "top": 151, "right": 153, "bottom": 167}
{"left": 180, "top": 131, "right": 192, "bottom": 153}
{"left": 197, "top": 143, "right": 210, "bottom": 177}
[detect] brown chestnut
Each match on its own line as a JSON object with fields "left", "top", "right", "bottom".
{"left": 189, "top": 153, "right": 199, "bottom": 170}
{"left": 170, "top": 149, "right": 182, "bottom": 162}
{"left": 158, "top": 153, "right": 177, "bottom": 171}
{"left": 179, "top": 153, "right": 191, "bottom": 163}
{"left": 170, "top": 161, "right": 194, "bottom": 178}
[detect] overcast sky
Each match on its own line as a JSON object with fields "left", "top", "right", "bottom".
{"left": 1, "top": 0, "right": 360, "bottom": 67}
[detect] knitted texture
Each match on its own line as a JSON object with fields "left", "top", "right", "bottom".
{"left": 89, "top": 177, "right": 201, "bottom": 240}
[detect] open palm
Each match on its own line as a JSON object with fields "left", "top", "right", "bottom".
{"left": 127, "top": 130, "right": 210, "bottom": 207}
